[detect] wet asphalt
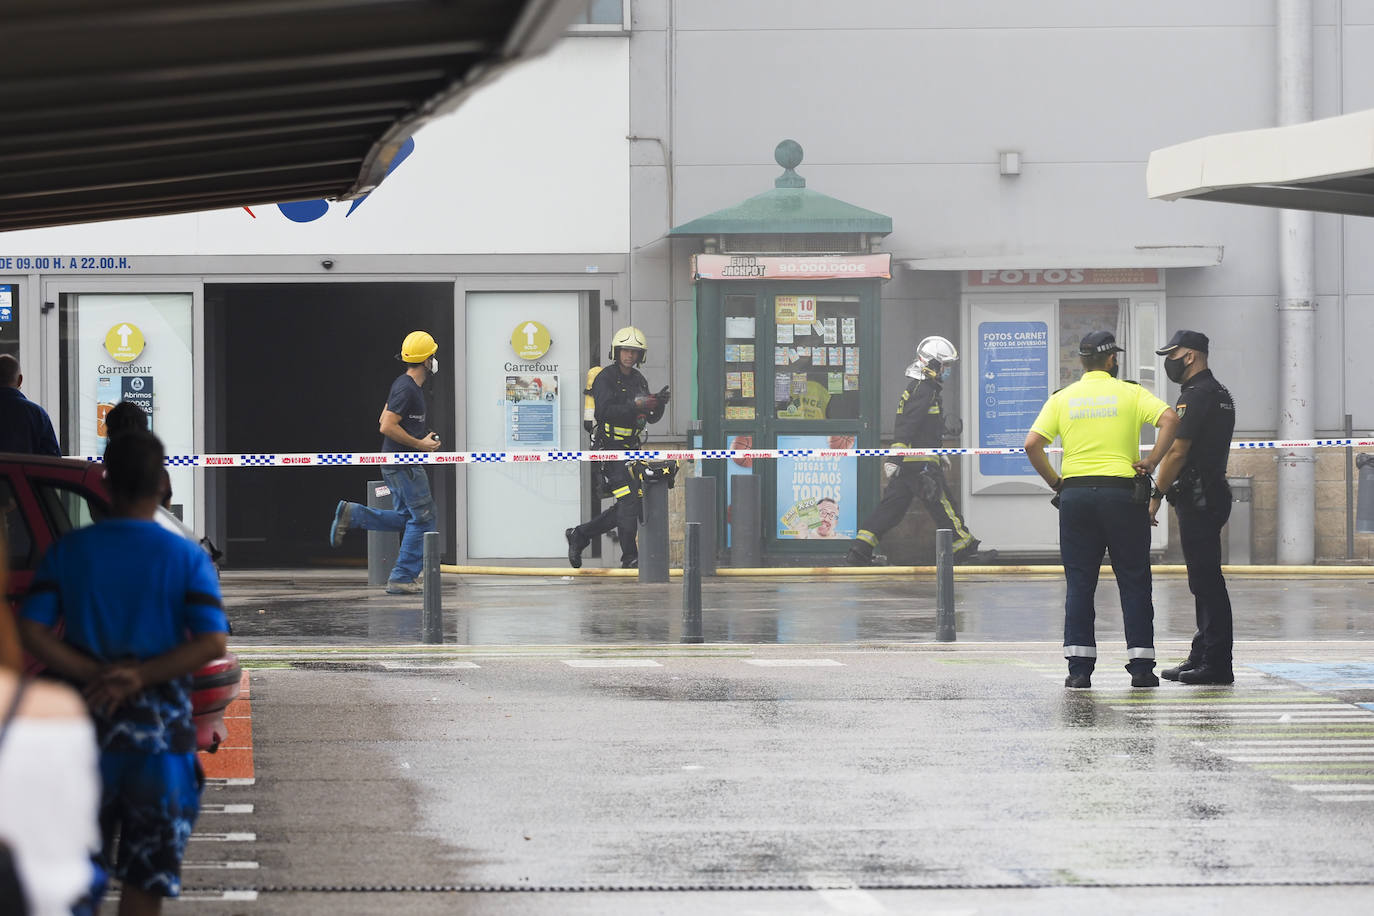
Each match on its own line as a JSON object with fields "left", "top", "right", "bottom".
{"left": 178, "top": 567, "right": 1374, "bottom": 915}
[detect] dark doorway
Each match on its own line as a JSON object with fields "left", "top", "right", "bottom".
{"left": 205, "top": 283, "right": 455, "bottom": 568}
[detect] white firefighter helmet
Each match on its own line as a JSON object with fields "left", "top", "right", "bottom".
{"left": 905, "top": 336, "right": 958, "bottom": 379}
{"left": 609, "top": 326, "right": 648, "bottom": 365}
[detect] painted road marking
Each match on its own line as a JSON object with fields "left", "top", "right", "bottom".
{"left": 562, "top": 659, "right": 663, "bottom": 668}
{"left": 378, "top": 660, "right": 481, "bottom": 670}
{"left": 201, "top": 803, "right": 254, "bottom": 814}
{"left": 190, "top": 832, "right": 257, "bottom": 842}
{"left": 1292, "top": 785, "right": 1374, "bottom": 792}
{"left": 183, "top": 861, "right": 260, "bottom": 870}
{"left": 1227, "top": 755, "right": 1374, "bottom": 763}
{"left": 807, "top": 874, "right": 888, "bottom": 914}
{"left": 206, "top": 777, "right": 256, "bottom": 787}
{"left": 746, "top": 659, "right": 844, "bottom": 667}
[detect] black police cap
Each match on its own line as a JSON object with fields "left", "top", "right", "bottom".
{"left": 1155, "top": 329, "right": 1209, "bottom": 355}
{"left": 1078, "top": 330, "right": 1125, "bottom": 357}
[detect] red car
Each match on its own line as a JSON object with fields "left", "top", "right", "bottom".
{"left": 2, "top": 453, "right": 240, "bottom": 752}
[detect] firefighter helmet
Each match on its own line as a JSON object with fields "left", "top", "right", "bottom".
{"left": 905, "top": 336, "right": 958, "bottom": 379}
{"left": 609, "top": 326, "right": 647, "bottom": 365}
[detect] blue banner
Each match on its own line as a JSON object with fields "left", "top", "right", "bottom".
{"left": 977, "top": 321, "right": 1050, "bottom": 476}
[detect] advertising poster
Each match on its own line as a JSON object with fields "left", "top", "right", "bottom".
{"left": 95, "top": 375, "right": 153, "bottom": 454}
{"left": 503, "top": 374, "right": 559, "bottom": 449}
{"left": 775, "top": 434, "right": 857, "bottom": 540}
{"left": 977, "top": 321, "right": 1050, "bottom": 476}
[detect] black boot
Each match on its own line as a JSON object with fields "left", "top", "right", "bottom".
{"left": 845, "top": 542, "right": 874, "bottom": 566}
{"left": 1127, "top": 662, "right": 1159, "bottom": 688}
{"left": 566, "top": 527, "right": 588, "bottom": 569}
{"left": 1161, "top": 658, "right": 1200, "bottom": 681}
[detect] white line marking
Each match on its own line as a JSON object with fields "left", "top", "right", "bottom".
{"left": 201, "top": 803, "right": 254, "bottom": 814}
{"left": 746, "top": 659, "right": 844, "bottom": 667}
{"left": 807, "top": 874, "right": 887, "bottom": 914}
{"left": 1206, "top": 740, "right": 1374, "bottom": 747}
{"left": 1117, "top": 711, "right": 1370, "bottom": 718}
{"left": 1313, "top": 795, "right": 1374, "bottom": 802}
{"left": 1227, "top": 755, "right": 1374, "bottom": 763}
{"left": 190, "top": 832, "right": 257, "bottom": 842}
{"left": 1292, "top": 785, "right": 1374, "bottom": 792}
{"left": 183, "top": 861, "right": 260, "bottom": 870}
{"left": 1112, "top": 704, "right": 1344, "bottom": 711}
{"left": 205, "top": 777, "right": 256, "bottom": 787}
{"left": 562, "top": 659, "right": 663, "bottom": 668}
{"left": 378, "top": 660, "right": 480, "bottom": 669}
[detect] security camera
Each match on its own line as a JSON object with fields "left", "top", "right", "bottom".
{"left": 321, "top": 258, "right": 335, "bottom": 270}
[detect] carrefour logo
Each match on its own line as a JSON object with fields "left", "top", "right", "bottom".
{"left": 243, "top": 137, "right": 415, "bottom": 222}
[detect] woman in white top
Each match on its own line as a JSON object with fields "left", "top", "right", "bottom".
{"left": 0, "top": 557, "right": 101, "bottom": 916}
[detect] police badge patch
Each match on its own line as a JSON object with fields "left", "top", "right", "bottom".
{"left": 1175, "top": 403, "right": 1186, "bottom": 419}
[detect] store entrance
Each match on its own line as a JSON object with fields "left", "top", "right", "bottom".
{"left": 206, "top": 282, "right": 455, "bottom": 568}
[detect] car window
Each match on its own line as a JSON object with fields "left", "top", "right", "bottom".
{"left": 34, "top": 481, "right": 107, "bottom": 537}
{"left": 0, "top": 477, "right": 35, "bottom": 571}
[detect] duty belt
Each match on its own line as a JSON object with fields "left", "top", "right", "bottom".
{"left": 1059, "top": 475, "right": 1134, "bottom": 490}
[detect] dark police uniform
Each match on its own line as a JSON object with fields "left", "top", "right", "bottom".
{"left": 568, "top": 364, "right": 665, "bottom": 567}
{"left": 850, "top": 373, "right": 977, "bottom": 562}
{"left": 1166, "top": 368, "right": 1236, "bottom": 673}
{"left": 1030, "top": 367, "right": 1170, "bottom": 679}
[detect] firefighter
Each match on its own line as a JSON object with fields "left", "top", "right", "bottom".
{"left": 846, "top": 336, "right": 993, "bottom": 566}
{"left": 566, "top": 327, "right": 669, "bottom": 569}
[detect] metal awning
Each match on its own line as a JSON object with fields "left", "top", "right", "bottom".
{"left": 0, "top": 0, "right": 581, "bottom": 232}
{"left": 1147, "top": 108, "right": 1374, "bottom": 217}
{"left": 901, "top": 246, "right": 1223, "bottom": 271}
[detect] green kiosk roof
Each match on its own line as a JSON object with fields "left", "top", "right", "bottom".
{"left": 669, "top": 140, "right": 892, "bottom": 237}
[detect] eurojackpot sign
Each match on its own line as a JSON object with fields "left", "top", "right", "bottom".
{"left": 691, "top": 253, "right": 891, "bottom": 281}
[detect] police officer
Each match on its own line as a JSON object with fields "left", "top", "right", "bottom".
{"left": 1149, "top": 330, "right": 1237, "bottom": 685}
{"left": 566, "top": 326, "right": 669, "bottom": 569}
{"left": 847, "top": 336, "right": 992, "bottom": 565}
{"left": 1024, "top": 330, "right": 1180, "bottom": 688}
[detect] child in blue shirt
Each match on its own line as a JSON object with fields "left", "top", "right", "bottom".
{"left": 19, "top": 430, "right": 228, "bottom": 916}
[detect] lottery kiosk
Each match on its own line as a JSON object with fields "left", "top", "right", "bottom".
{"left": 670, "top": 141, "right": 892, "bottom": 560}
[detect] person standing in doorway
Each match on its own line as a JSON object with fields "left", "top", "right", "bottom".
{"left": 1024, "top": 330, "right": 1179, "bottom": 689}
{"left": 0, "top": 354, "right": 60, "bottom": 456}
{"left": 846, "top": 336, "right": 992, "bottom": 566}
{"left": 566, "top": 326, "right": 668, "bottom": 569}
{"left": 1149, "top": 330, "right": 1237, "bottom": 685}
{"left": 329, "top": 331, "right": 441, "bottom": 594}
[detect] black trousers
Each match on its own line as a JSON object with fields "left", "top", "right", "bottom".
{"left": 578, "top": 459, "right": 640, "bottom": 564}
{"left": 1176, "top": 499, "right": 1234, "bottom": 668}
{"left": 855, "top": 462, "right": 974, "bottom": 554}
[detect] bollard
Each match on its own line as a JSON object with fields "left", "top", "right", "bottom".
{"left": 730, "top": 474, "right": 762, "bottom": 568}
{"left": 639, "top": 478, "right": 670, "bottom": 583}
{"left": 366, "top": 480, "right": 400, "bottom": 587}
{"left": 684, "top": 475, "right": 718, "bottom": 575}
{"left": 422, "top": 530, "right": 442, "bottom": 644}
{"left": 935, "top": 528, "right": 955, "bottom": 642}
{"left": 682, "top": 522, "right": 703, "bottom": 644}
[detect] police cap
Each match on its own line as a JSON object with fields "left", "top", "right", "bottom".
{"left": 1078, "top": 330, "right": 1125, "bottom": 357}
{"left": 1155, "top": 329, "right": 1209, "bottom": 355}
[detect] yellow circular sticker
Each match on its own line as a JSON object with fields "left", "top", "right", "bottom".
{"left": 104, "top": 322, "right": 146, "bottom": 362}
{"left": 510, "top": 320, "right": 552, "bottom": 360}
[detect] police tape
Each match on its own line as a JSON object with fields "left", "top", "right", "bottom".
{"left": 78, "top": 437, "right": 1374, "bottom": 468}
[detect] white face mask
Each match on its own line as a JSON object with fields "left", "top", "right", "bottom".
{"left": 426, "top": 357, "right": 439, "bottom": 375}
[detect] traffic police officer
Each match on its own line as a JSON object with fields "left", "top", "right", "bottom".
{"left": 1024, "top": 330, "right": 1180, "bottom": 688}
{"left": 847, "top": 336, "right": 991, "bottom": 565}
{"left": 566, "top": 326, "right": 669, "bottom": 569}
{"left": 1149, "top": 330, "right": 1237, "bottom": 685}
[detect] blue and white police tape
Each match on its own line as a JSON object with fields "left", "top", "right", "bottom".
{"left": 79, "top": 437, "right": 1374, "bottom": 467}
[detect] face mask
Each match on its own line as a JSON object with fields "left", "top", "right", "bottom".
{"left": 1106, "top": 358, "right": 1120, "bottom": 379}
{"left": 1164, "top": 355, "right": 1186, "bottom": 383}
{"left": 939, "top": 365, "right": 953, "bottom": 381}
{"left": 426, "top": 357, "right": 439, "bottom": 375}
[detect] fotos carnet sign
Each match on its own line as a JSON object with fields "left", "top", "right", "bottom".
{"left": 968, "top": 268, "right": 1161, "bottom": 287}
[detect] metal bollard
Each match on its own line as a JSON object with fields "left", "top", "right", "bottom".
{"left": 422, "top": 531, "right": 442, "bottom": 644}
{"left": 366, "top": 480, "right": 400, "bottom": 587}
{"left": 935, "top": 528, "right": 955, "bottom": 642}
{"left": 730, "top": 474, "right": 761, "bottom": 568}
{"left": 682, "top": 522, "right": 703, "bottom": 644}
{"left": 639, "top": 478, "right": 670, "bottom": 583}
{"left": 684, "top": 475, "right": 718, "bottom": 575}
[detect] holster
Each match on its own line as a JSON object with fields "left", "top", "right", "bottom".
{"left": 1165, "top": 466, "right": 1208, "bottom": 510}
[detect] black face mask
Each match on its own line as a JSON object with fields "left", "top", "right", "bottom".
{"left": 1106, "top": 358, "right": 1120, "bottom": 379}
{"left": 1164, "top": 355, "right": 1187, "bottom": 383}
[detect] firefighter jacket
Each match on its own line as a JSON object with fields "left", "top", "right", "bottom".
{"left": 890, "top": 376, "right": 945, "bottom": 463}
{"left": 591, "top": 365, "right": 663, "bottom": 449}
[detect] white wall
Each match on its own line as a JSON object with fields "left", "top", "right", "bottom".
{"left": 0, "top": 38, "right": 629, "bottom": 256}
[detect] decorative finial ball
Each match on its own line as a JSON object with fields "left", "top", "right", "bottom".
{"left": 775, "top": 139, "right": 803, "bottom": 171}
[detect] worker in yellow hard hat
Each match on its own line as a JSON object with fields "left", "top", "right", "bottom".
{"left": 328, "top": 331, "right": 442, "bottom": 594}
{"left": 566, "top": 326, "right": 670, "bottom": 569}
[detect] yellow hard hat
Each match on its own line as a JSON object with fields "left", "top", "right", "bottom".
{"left": 399, "top": 330, "right": 438, "bottom": 363}
{"left": 609, "top": 326, "right": 647, "bottom": 365}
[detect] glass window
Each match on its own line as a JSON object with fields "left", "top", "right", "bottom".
{"left": 723, "top": 295, "right": 758, "bottom": 421}
{"left": 1057, "top": 298, "right": 1126, "bottom": 389}
{"left": 775, "top": 295, "right": 860, "bottom": 420}
{"left": 0, "top": 478, "right": 34, "bottom": 571}
{"left": 568, "top": 0, "right": 625, "bottom": 27}
{"left": 33, "top": 480, "right": 105, "bottom": 538}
